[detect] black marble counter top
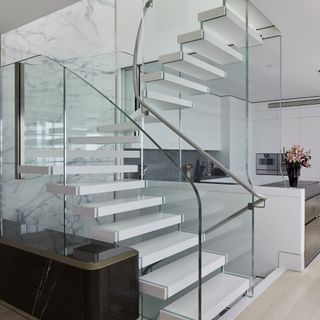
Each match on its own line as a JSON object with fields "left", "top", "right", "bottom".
{"left": 262, "top": 180, "right": 320, "bottom": 201}
{"left": 0, "top": 220, "right": 136, "bottom": 270}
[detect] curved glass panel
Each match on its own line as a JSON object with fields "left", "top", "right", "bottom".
{"left": 137, "top": 0, "right": 261, "bottom": 318}
{"left": 0, "top": 53, "right": 203, "bottom": 319}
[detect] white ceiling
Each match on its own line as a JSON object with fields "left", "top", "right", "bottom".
{"left": 251, "top": 0, "right": 320, "bottom": 100}
{"left": 0, "top": 0, "right": 80, "bottom": 35}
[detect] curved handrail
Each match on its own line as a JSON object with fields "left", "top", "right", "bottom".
{"left": 1, "top": 52, "right": 203, "bottom": 229}
{"left": 0, "top": 51, "right": 204, "bottom": 318}
{"left": 133, "top": 0, "right": 267, "bottom": 202}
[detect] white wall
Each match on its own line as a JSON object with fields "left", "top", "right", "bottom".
{"left": 251, "top": 101, "right": 320, "bottom": 184}
{"left": 255, "top": 186, "right": 305, "bottom": 276}
{"left": 217, "top": 96, "right": 248, "bottom": 178}
{"left": 281, "top": 105, "right": 320, "bottom": 181}
{"left": 250, "top": 101, "right": 283, "bottom": 185}
{"left": 141, "top": 0, "right": 222, "bottom": 62}
{"left": 116, "top": 0, "right": 141, "bottom": 55}
{"left": 142, "top": 94, "right": 222, "bottom": 150}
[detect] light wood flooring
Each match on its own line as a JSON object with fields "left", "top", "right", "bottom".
{"left": 237, "top": 255, "right": 320, "bottom": 320}
{"left": 2, "top": 255, "right": 320, "bottom": 320}
{"left": 0, "top": 304, "right": 27, "bottom": 320}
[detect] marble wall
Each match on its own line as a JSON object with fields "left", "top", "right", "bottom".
{"left": 0, "top": 0, "right": 126, "bottom": 237}
{"left": 1, "top": 0, "right": 118, "bottom": 98}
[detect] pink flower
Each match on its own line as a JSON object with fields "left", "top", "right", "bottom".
{"left": 285, "top": 145, "right": 311, "bottom": 169}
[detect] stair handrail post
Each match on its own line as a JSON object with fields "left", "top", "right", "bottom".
{"left": 62, "top": 66, "right": 67, "bottom": 256}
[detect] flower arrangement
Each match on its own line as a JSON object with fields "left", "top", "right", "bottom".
{"left": 284, "top": 145, "right": 311, "bottom": 168}
{"left": 284, "top": 145, "right": 311, "bottom": 187}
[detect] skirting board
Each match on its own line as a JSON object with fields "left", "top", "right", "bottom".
{"left": 278, "top": 251, "right": 304, "bottom": 272}
{"left": 219, "top": 268, "right": 285, "bottom": 320}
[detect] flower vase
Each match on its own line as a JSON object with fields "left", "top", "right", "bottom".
{"left": 286, "top": 166, "right": 300, "bottom": 188}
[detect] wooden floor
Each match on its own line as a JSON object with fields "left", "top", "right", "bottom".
{"left": 237, "top": 255, "right": 320, "bottom": 320}
{"left": 0, "top": 304, "right": 27, "bottom": 320}
{"left": 2, "top": 255, "right": 320, "bottom": 320}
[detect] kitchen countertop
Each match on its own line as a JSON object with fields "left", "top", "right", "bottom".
{"left": 263, "top": 180, "right": 320, "bottom": 201}
{"left": 200, "top": 177, "right": 238, "bottom": 184}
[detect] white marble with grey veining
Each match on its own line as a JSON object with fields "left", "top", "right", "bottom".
{"left": 0, "top": 0, "right": 135, "bottom": 239}
{"left": 1, "top": 0, "right": 120, "bottom": 99}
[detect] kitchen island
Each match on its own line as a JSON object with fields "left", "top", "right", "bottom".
{"left": 263, "top": 180, "right": 320, "bottom": 201}
{"left": 261, "top": 181, "right": 320, "bottom": 267}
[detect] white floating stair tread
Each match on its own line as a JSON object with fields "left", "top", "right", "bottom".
{"left": 140, "top": 251, "right": 225, "bottom": 300}
{"left": 131, "top": 231, "right": 201, "bottom": 269}
{"left": 49, "top": 127, "right": 91, "bottom": 134}
{"left": 159, "top": 273, "right": 250, "bottom": 320}
{"left": 25, "top": 149, "right": 140, "bottom": 159}
{"left": 47, "top": 180, "right": 145, "bottom": 196}
{"left": 131, "top": 109, "right": 160, "bottom": 124}
{"left": 69, "top": 135, "right": 140, "bottom": 144}
{"left": 17, "top": 165, "right": 138, "bottom": 175}
{"left": 97, "top": 122, "right": 140, "bottom": 133}
{"left": 198, "top": 6, "right": 262, "bottom": 48}
{"left": 204, "top": 232, "right": 251, "bottom": 262}
{"left": 159, "top": 51, "right": 226, "bottom": 81}
{"left": 177, "top": 30, "right": 243, "bottom": 65}
{"left": 141, "top": 72, "right": 209, "bottom": 95}
{"left": 140, "top": 115, "right": 160, "bottom": 124}
{"left": 73, "top": 195, "right": 164, "bottom": 218}
{"left": 144, "top": 90, "right": 193, "bottom": 110}
{"left": 92, "top": 213, "right": 183, "bottom": 243}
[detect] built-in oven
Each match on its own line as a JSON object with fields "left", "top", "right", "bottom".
{"left": 256, "top": 153, "right": 280, "bottom": 175}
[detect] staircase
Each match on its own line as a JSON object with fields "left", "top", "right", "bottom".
{"left": 21, "top": 119, "right": 251, "bottom": 319}
{"left": 8, "top": 2, "right": 269, "bottom": 320}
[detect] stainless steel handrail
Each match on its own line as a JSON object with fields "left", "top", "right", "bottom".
{"left": 204, "top": 198, "right": 265, "bottom": 235}
{"left": 133, "top": 0, "right": 266, "bottom": 201}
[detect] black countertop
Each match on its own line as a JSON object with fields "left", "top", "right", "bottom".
{"left": 0, "top": 219, "right": 136, "bottom": 270}
{"left": 263, "top": 180, "right": 320, "bottom": 201}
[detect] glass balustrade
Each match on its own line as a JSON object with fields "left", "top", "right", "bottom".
{"left": 0, "top": 0, "right": 281, "bottom": 318}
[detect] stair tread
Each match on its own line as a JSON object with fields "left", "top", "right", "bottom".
{"left": 159, "top": 51, "right": 226, "bottom": 81}
{"left": 97, "top": 116, "right": 159, "bottom": 133}
{"left": 47, "top": 180, "right": 145, "bottom": 195}
{"left": 144, "top": 90, "right": 193, "bottom": 110}
{"left": 69, "top": 135, "right": 140, "bottom": 144}
{"left": 73, "top": 195, "right": 163, "bottom": 217}
{"left": 160, "top": 273, "right": 250, "bottom": 320}
{"left": 178, "top": 29, "right": 243, "bottom": 65}
{"left": 131, "top": 231, "right": 199, "bottom": 269}
{"left": 97, "top": 122, "right": 139, "bottom": 133}
{"left": 140, "top": 251, "right": 225, "bottom": 300}
{"left": 204, "top": 232, "right": 251, "bottom": 262}
{"left": 25, "top": 149, "right": 141, "bottom": 159}
{"left": 75, "top": 195, "right": 162, "bottom": 208}
{"left": 141, "top": 71, "right": 209, "bottom": 95}
{"left": 92, "top": 213, "right": 183, "bottom": 242}
{"left": 18, "top": 164, "right": 138, "bottom": 175}
{"left": 198, "top": 6, "right": 262, "bottom": 48}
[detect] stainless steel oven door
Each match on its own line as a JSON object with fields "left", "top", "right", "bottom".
{"left": 256, "top": 153, "right": 279, "bottom": 175}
